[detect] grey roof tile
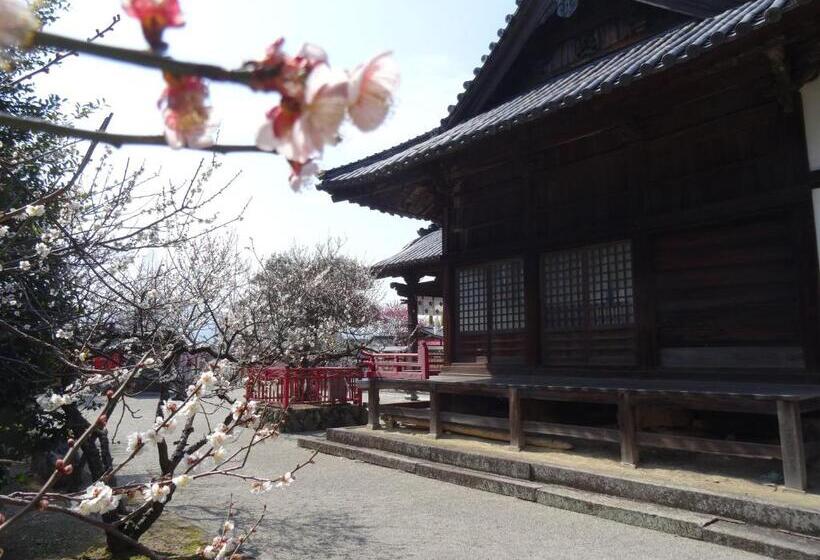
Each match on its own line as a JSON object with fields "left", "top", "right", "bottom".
{"left": 372, "top": 229, "right": 442, "bottom": 277}
{"left": 321, "top": 0, "right": 811, "bottom": 190}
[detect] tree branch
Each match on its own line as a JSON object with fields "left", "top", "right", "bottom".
{"left": 0, "top": 111, "right": 275, "bottom": 155}
{"left": 8, "top": 16, "right": 121, "bottom": 86}
{"left": 31, "top": 30, "right": 275, "bottom": 87}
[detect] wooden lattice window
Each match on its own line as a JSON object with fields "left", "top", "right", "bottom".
{"left": 542, "top": 241, "right": 634, "bottom": 331}
{"left": 589, "top": 241, "right": 634, "bottom": 328}
{"left": 457, "top": 267, "right": 487, "bottom": 333}
{"left": 491, "top": 260, "right": 525, "bottom": 331}
{"left": 457, "top": 260, "right": 525, "bottom": 334}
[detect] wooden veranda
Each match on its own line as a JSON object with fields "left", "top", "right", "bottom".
{"left": 362, "top": 375, "right": 820, "bottom": 491}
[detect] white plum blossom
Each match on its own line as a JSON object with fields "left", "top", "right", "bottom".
{"left": 37, "top": 392, "right": 73, "bottom": 412}
{"left": 212, "top": 446, "right": 227, "bottom": 463}
{"left": 198, "top": 369, "right": 216, "bottom": 389}
{"left": 207, "top": 424, "right": 228, "bottom": 448}
{"left": 35, "top": 242, "right": 50, "bottom": 259}
{"left": 276, "top": 471, "right": 295, "bottom": 488}
{"left": 172, "top": 474, "right": 193, "bottom": 488}
{"left": 250, "top": 480, "right": 273, "bottom": 494}
{"left": 182, "top": 451, "right": 203, "bottom": 472}
{"left": 18, "top": 259, "right": 30, "bottom": 271}
{"left": 142, "top": 483, "right": 171, "bottom": 503}
{"left": 126, "top": 431, "right": 145, "bottom": 455}
{"left": 187, "top": 383, "right": 204, "bottom": 398}
{"left": 24, "top": 204, "right": 45, "bottom": 218}
{"left": 74, "top": 482, "right": 120, "bottom": 516}
{"left": 178, "top": 397, "right": 198, "bottom": 419}
{"left": 230, "top": 398, "right": 258, "bottom": 423}
{"left": 142, "top": 429, "right": 161, "bottom": 445}
{"left": 347, "top": 52, "right": 400, "bottom": 131}
{"left": 0, "top": 0, "right": 37, "bottom": 51}
{"left": 0, "top": 225, "right": 9, "bottom": 238}
{"left": 154, "top": 415, "right": 177, "bottom": 435}
{"left": 55, "top": 328, "right": 73, "bottom": 340}
{"left": 222, "top": 520, "right": 234, "bottom": 533}
{"left": 161, "top": 399, "right": 184, "bottom": 419}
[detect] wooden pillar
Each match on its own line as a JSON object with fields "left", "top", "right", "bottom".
{"left": 443, "top": 264, "right": 455, "bottom": 365}
{"left": 524, "top": 254, "right": 540, "bottom": 367}
{"left": 367, "top": 378, "right": 381, "bottom": 430}
{"left": 509, "top": 388, "right": 524, "bottom": 451}
{"left": 404, "top": 273, "right": 420, "bottom": 352}
{"left": 429, "top": 386, "right": 442, "bottom": 438}
{"left": 618, "top": 393, "right": 639, "bottom": 467}
{"left": 777, "top": 400, "right": 807, "bottom": 491}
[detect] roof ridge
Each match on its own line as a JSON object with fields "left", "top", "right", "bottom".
{"left": 441, "top": 0, "right": 551, "bottom": 129}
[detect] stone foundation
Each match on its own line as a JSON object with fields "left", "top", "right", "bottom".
{"left": 262, "top": 403, "right": 368, "bottom": 433}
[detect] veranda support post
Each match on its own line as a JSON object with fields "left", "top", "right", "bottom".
{"left": 618, "top": 393, "right": 639, "bottom": 468}
{"left": 430, "top": 386, "right": 442, "bottom": 438}
{"left": 777, "top": 400, "right": 807, "bottom": 492}
{"left": 368, "top": 378, "right": 381, "bottom": 430}
{"left": 509, "top": 387, "right": 524, "bottom": 451}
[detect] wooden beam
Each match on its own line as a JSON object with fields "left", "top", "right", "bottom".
{"left": 777, "top": 400, "right": 807, "bottom": 491}
{"left": 368, "top": 378, "right": 381, "bottom": 430}
{"left": 618, "top": 393, "right": 640, "bottom": 468}
{"left": 509, "top": 388, "right": 524, "bottom": 451}
{"left": 637, "top": 432, "right": 782, "bottom": 459}
{"left": 429, "top": 386, "right": 442, "bottom": 439}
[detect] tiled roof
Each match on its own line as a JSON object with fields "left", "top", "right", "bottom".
{"left": 372, "top": 229, "right": 442, "bottom": 277}
{"left": 321, "top": 0, "right": 812, "bottom": 188}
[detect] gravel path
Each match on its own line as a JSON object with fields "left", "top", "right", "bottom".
{"left": 10, "top": 394, "right": 772, "bottom": 560}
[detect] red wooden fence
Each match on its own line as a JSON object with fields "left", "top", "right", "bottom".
{"left": 245, "top": 342, "right": 444, "bottom": 407}
{"left": 245, "top": 367, "right": 363, "bottom": 408}
{"left": 360, "top": 340, "right": 444, "bottom": 380}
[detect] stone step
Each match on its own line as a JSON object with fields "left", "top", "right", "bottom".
{"left": 298, "top": 435, "right": 820, "bottom": 560}
{"left": 323, "top": 427, "right": 820, "bottom": 537}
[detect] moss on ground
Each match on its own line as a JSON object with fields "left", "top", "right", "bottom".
{"left": 73, "top": 513, "right": 205, "bottom": 560}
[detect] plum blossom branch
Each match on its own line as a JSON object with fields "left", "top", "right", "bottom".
{"left": 0, "top": 111, "right": 275, "bottom": 154}
{"left": 0, "top": 496, "right": 164, "bottom": 560}
{"left": 0, "top": 352, "right": 153, "bottom": 535}
{"left": 31, "top": 30, "right": 271, "bottom": 87}
{"left": 0, "top": 113, "right": 112, "bottom": 225}
{"left": 7, "top": 15, "right": 121, "bottom": 86}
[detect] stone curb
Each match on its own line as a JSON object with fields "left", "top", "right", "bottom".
{"left": 325, "top": 427, "right": 820, "bottom": 536}
{"left": 299, "top": 435, "right": 820, "bottom": 560}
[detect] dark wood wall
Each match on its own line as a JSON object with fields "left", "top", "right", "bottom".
{"left": 442, "top": 45, "right": 819, "bottom": 380}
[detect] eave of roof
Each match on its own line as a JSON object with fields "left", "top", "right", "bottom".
{"left": 320, "top": 0, "right": 813, "bottom": 191}
{"left": 372, "top": 229, "right": 443, "bottom": 278}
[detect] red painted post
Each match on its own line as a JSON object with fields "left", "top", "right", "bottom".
{"left": 420, "top": 342, "right": 430, "bottom": 380}
{"left": 283, "top": 369, "right": 290, "bottom": 409}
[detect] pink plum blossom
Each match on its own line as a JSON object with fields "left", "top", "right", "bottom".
{"left": 348, "top": 52, "right": 400, "bottom": 131}
{"left": 158, "top": 72, "right": 214, "bottom": 149}
{"left": 122, "top": 0, "right": 183, "bottom": 51}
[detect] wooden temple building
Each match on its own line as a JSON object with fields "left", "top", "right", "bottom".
{"left": 373, "top": 226, "right": 444, "bottom": 347}
{"left": 320, "top": 0, "right": 820, "bottom": 490}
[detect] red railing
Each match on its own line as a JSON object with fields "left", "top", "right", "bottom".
{"left": 360, "top": 340, "right": 444, "bottom": 380}
{"left": 245, "top": 367, "right": 363, "bottom": 408}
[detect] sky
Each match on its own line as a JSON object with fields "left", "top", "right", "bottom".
{"left": 35, "top": 0, "right": 516, "bottom": 274}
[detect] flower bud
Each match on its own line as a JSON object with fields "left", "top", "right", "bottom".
{"left": 106, "top": 389, "right": 114, "bottom": 399}
{"left": 63, "top": 464, "right": 74, "bottom": 475}
{"left": 37, "top": 499, "right": 49, "bottom": 512}
{"left": 55, "top": 458, "right": 64, "bottom": 470}
{"left": 67, "top": 438, "right": 75, "bottom": 447}
{"left": 97, "top": 414, "right": 108, "bottom": 426}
